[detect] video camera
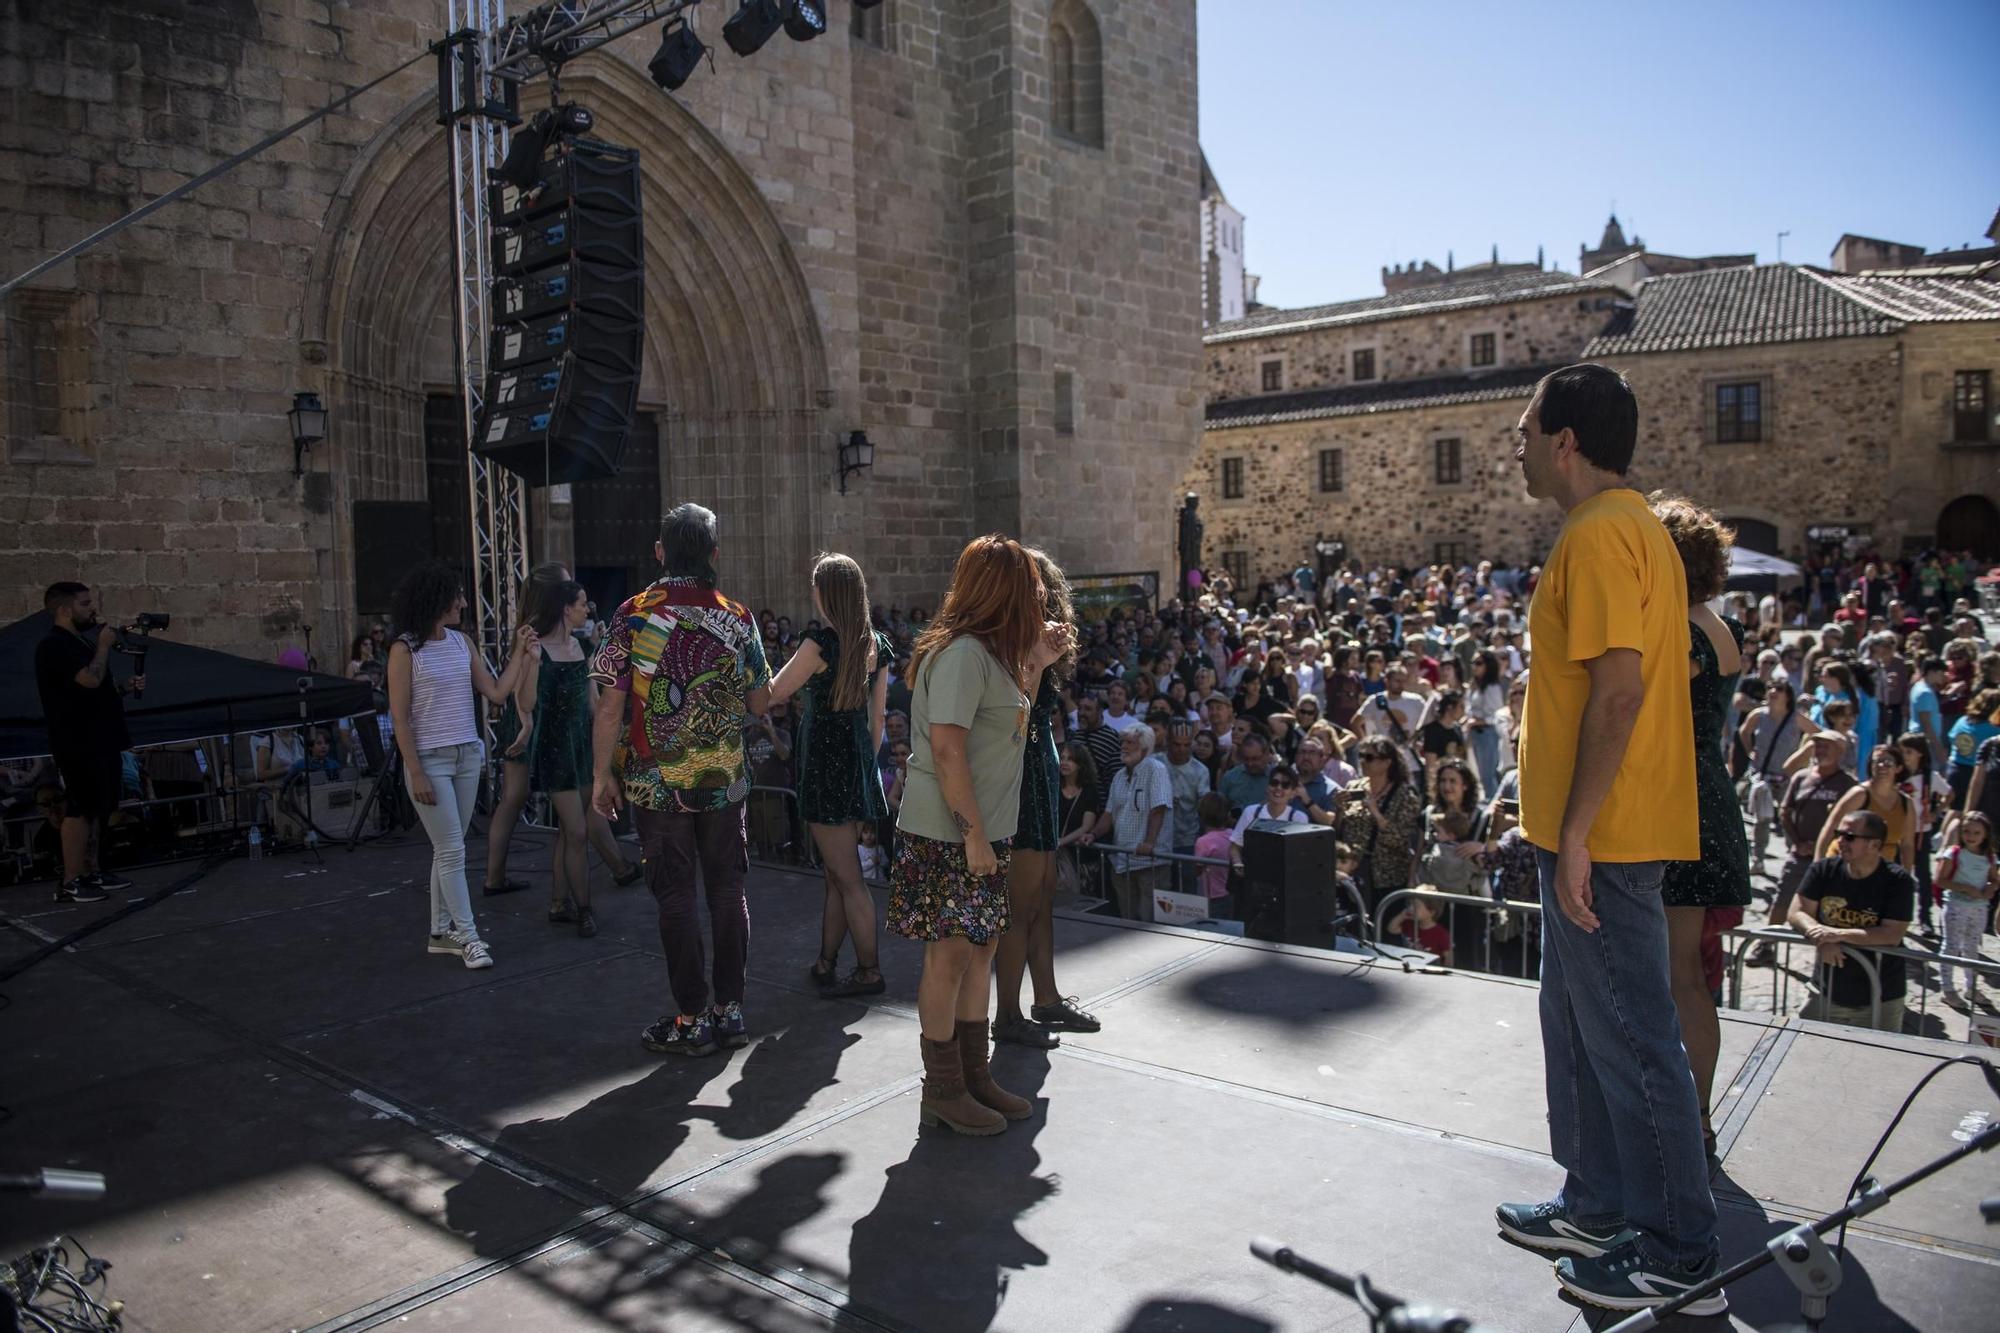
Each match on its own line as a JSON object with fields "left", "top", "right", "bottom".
{"left": 111, "top": 611, "right": 170, "bottom": 699}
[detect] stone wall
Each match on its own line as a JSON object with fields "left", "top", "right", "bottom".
{"left": 1205, "top": 289, "right": 1614, "bottom": 401}
{"left": 1887, "top": 320, "right": 2000, "bottom": 544}
{"left": 0, "top": 0, "right": 1204, "bottom": 660}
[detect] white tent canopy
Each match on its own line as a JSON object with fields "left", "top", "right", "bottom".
{"left": 1728, "top": 547, "right": 1801, "bottom": 579}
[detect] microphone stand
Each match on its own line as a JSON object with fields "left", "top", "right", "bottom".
{"left": 1251, "top": 1237, "right": 1495, "bottom": 1333}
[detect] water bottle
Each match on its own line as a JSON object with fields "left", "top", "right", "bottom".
{"left": 248, "top": 825, "right": 263, "bottom": 860}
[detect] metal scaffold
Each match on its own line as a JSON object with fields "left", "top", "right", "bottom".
{"left": 438, "top": 0, "right": 699, "bottom": 665}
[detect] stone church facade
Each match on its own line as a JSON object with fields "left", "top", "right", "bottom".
{"left": 1, "top": 0, "right": 1202, "bottom": 658}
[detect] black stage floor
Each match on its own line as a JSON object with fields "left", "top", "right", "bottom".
{"left": 2, "top": 832, "right": 1997, "bottom": 1331}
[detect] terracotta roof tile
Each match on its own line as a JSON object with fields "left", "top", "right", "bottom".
{"left": 1205, "top": 271, "right": 1621, "bottom": 345}
{"left": 1205, "top": 364, "right": 1549, "bottom": 430}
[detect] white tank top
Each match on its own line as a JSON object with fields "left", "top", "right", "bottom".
{"left": 1946, "top": 848, "right": 1993, "bottom": 896}
{"left": 405, "top": 630, "right": 479, "bottom": 752}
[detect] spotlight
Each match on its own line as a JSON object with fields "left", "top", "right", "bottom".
{"left": 648, "top": 19, "right": 706, "bottom": 91}
{"left": 784, "top": 0, "right": 827, "bottom": 41}
{"left": 553, "top": 102, "right": 594, "bottom": 135}
{"left": 853, "top": 0, "right": 883, "bottom": 7}
{"left": 722, "top": 0, "right": 786, "bottom": 56}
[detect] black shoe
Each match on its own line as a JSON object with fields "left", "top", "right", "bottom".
{"left": 1744, "top": 943, "right": 1776, "bottom": 969}
{"left": 482, "top": 877, "right": 530, "bottom": 896}
{"left": 576, "top": 906, "right": 598, "bottom": 938}
{"left": 992, "top": 1013, "right": 1060, "bottom": 1049}
{"left": 548, "top": 898, "right": 577, "bottom": 924}
{"left": 822, "top": 967, "right": 886, "bottom": 998}
{"left": 642, "top": 1013, "right": 717, "bottom": 1058}
{"left": 54, "top": 878, "right": 109, "bottom": 904}
{"left": 1031, "top": 996, "right": 1102, "bottom": 1033}
{"left": 612, "top": 862, "right": 644, "bottom": 888}
{"left": 809, "top": 956, "right": 839, "bottom": 988}
{"left": 88, "top": 870, "right": 133, "bottom": 891}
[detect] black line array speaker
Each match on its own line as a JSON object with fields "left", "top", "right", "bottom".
{"left": 1241, "top": 820, "right": 1341, "bottom": 948}
{"left": 474, "top": 138, "right": 644, "bottom": 486}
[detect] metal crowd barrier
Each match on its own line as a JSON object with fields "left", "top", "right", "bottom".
{"left": 1072, "top": 841, "right": 1228, "bottom": 905}
{"left": 1373, "top": 888, "right": 1544, "bottom": 977}
{"left": 1725, "top": 925, "right": 2000, "bottom": 1032}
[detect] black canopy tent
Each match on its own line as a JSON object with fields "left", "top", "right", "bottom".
{"left": 1, "top": 613, "right": 376, "bottom": 761}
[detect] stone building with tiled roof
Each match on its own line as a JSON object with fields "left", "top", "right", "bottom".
{"left": 1189, "top": 252, "right": 2000, "bottom": 586}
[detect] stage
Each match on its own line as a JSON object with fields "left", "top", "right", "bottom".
{"left": 2, "top": 833, "right": 1996, "bottom": 1331}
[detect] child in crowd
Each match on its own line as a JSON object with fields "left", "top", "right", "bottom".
{"left": 856, "top": 820, "right": 887, "bottom": 885}
{"left": 1418, "top": 810, "right": 1487, "bottom": 898}
{"left": 1193, "top": 792, "right": 1235, "bottom": 919}
{"left": 1935, "top": 812, "right": 1997, "bottom": 1011}
{"left": 290, "top": 728, "right": 342, "bottom": 780}
{"left": 1388, "top": 893, "right": 1453, "bottom": 965}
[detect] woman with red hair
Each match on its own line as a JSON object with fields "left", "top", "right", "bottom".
{"left": 891, "top": 535, "right": 1071, "bottom": 1135}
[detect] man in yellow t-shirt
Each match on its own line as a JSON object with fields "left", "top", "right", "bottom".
{"left": 1492, "top": 365, "right": 1722, "bottom": 1318}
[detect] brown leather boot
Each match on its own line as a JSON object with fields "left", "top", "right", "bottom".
{"left": 919, "top": 1035, "right": 1007, "bottom": 1135}
{"left": 956, "top": 1019, "right": 1032, "bottom": 1120}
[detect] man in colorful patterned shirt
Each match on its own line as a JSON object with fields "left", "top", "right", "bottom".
{"left": 592, "top": 502, "right": 771, "bottom": 1058}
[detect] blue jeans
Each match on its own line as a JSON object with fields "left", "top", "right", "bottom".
{"left": 414, "top": 741, "right": 484, "bottom": 937}
{"left": 1535, "top": 847, "right": 1717, "bottom": 1267}
{"left": 1468, "top": 723, "right": 1502, "bottom": 798}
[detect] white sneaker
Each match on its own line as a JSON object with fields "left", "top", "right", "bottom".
{"left": 461, "top": 937, "right": 493, "bottom": 970}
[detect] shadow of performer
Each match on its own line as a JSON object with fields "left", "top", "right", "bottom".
{"left": 846, "top": 1051, "right": 1058, "bottom": 1332}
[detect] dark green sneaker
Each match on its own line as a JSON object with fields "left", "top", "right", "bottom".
{"left": 1495, "top": 1199, "right": 1627, "bottom": 1257}
{"left": 1556, "top": 1239, "right": 1727, "bottom": 1317}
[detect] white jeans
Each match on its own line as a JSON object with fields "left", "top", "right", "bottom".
{"left": 1940, "top": 894, "right": 1990, "bottom": 994}
{"left": 414, "top": 740, "right": 484, "bottom": 937}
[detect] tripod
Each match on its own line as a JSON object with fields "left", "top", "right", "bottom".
{"left": 346, "top": 744, "right": 408, "bottom": 851}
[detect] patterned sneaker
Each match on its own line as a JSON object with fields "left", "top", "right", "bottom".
{"left": 1556, "top": 1239, "right": 1727, "bottom": 1317}
{"left": 460, "top": 936, "right": 493, "bottom": 970}
{"left": 1495, "top": 1199, "right": 1628, "bottom": 1257}
{"left": 1030, "top": 996, "right": 1102, "bottom": 1032}
{"left": 642, "top": 1013, "right": 718, "bottom": 1058}
{"left": 710, "top": 1001, "right": 749, "bottom": 1049}
{"left": 53, "top": 878, "right": 109, "bottom": 904}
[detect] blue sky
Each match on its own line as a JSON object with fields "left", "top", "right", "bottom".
{"left": 1197, "top": 0, "right": 2000, "bottom": 309}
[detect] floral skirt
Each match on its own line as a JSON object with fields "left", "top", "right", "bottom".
{"left": 888, "top": 832, "right": 1013, "bottom": 945}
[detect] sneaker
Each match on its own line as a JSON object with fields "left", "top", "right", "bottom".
{"left": 427, "top": 932, "right": 465, "bottom": 956}
{"left": 1030, "top": 996, "right": 1102, "bottom": 1033}
{"left": 1943, "top": 991, "right": 1971, "bottom": 1012}
{"left": 711, "top": 1001, "right": 749, "bottom": 1049}
{"left": 1744, "top": 943, "right": 1776, "bottom": 969}
{"left": 461, "top": 937, "right": 493, "bottom": 970}
{"left": 642, "top": 1013, "right": 718, "bottom": 1057}
{"left": 1495, "top": 1199, "right": 1628, "bottom": 1257}
{"left": 481, "top": 877, "right": 530, "bottom": 896}
{"left": 88, "top": 870, "right": 133, "bottom": 891}
{"left": 53, "top": 878, "right": 109, "bottom": 904}
{"left": 1556, "top": 1239, "right": 1727, "bottom": 1317}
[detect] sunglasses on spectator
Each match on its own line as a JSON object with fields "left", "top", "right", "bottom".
{"left": 1834, "top": 829, "right": 1881, "bottom": 842}
{"left": 1267, "top": 778, "right": 1295, "bottom": 789}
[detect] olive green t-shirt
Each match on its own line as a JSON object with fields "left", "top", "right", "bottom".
{"left": 897, "top": 635, "right": 1028, "bottom": 844}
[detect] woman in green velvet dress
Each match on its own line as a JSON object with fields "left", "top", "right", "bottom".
{"left": 766, "top": 554, "right": 893, "bottom": 996}
{"left": 508, "top": 577, "right": 605, "bottom": 938}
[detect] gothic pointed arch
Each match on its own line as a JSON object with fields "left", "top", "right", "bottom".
{"left": 1049, "top": 0, "right": 1103, "bottom": 146}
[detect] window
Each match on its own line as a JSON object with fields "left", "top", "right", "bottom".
{"left": 1954, "top": 370, "right": 1991, "bottom": 442}
{"left": 1260, "top": 359, "right": 1284, "bottom": 392}
{"left": 1715, "top": 381, "right": 1762, "bottom": 443}
{"left": 1434, "top": 540, "right": 1470, "bottom": 565}
{"left": 1221, "top": 456, "right": 1245, "bottom": 500}
{"left": 5, "top": 288, "right": 95, "bottom": 464}
{"left": 1351, "top": 348, "right": 1376, "bottom": 382}
{"left": 850, "top": 1, "right": 887, "bottom": 46}
{"left": 1054, "top": 368, "right": 1076, "bottom": 435}
{"left": 1317, "top": 447, "right": 1343, "bottom": 493}
{"left": 1222, "top": 550, "right": 1249, "bottom": 589}
{"left": 1469, "top": 332, "right": 1496, "bottom": 367}
{"left": 1433, "top": 437, "right": 1463, "bottom": 485}
{"left": 1049, "top": 0, "right": 1104, "bottom": 147}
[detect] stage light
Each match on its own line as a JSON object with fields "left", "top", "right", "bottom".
{"left": 784, "top": 0, "right": 827, "bottom": 41}
{"left": 649, "top": 19, "right": 706, "bottom": 91}
{"left": 723, "top": 0, "right": 786, "bottom": 56}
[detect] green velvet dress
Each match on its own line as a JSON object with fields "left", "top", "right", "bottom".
{"left": 1662, "top": 617, "right": 1752, "bottom": 908}
{"left": 1016, "top": 672, "right": 1062, "bottom": 852}
{"left": 795, "top": 627, "right": 892, "bottom": 826}
{"left": 526, "top": 649, "right": 593, "bottom": 794}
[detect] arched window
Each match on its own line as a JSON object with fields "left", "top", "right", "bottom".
{"left": 1049, "top": 0, "right": 1103, "bottom": 146}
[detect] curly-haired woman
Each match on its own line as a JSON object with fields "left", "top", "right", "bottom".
{"left": 387, "top": 561, "right": 539, "bottom": 969}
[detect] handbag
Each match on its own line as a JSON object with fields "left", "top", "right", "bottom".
{"left": 1054, "top": 848, "right": 1080, "bottom": 895}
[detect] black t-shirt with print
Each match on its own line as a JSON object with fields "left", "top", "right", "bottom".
{"left": 1797, "top": 856, "right": 1915, "bottom": 1006}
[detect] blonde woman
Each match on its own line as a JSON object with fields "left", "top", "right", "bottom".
{"left": 767, "top": 554, "right": 895, "bottom": 997}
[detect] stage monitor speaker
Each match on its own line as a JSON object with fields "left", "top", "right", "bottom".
{"left": 476, "top": 136, "right": 644, "bottom": 487}
{"left": 353, "top": 501, "right": 435, "bottom": 609}
{"left": 1241, "top": 821, "right": 1340, "bottom": 948}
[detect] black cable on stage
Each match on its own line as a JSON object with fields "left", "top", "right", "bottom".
{"left": 1835, "top": 1053, "right": 2000, "bottom": 1252}
{"left": 0, "top": 854, "right": 227, "bottom": 988}
{"left": 0, "top": 44, "right": 433, "bottom": 298}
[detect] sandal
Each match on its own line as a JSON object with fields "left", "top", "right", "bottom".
{"left": 612, "top": 862, "right": 644, "bottom": 888}
{"left": 822, "top": 967, "right": 886, "bottom": 998}
{"left": 991, "top": 1013, "right": 1059, "bottom": 1049}
{"left": 548, "top": 898, "right": 577, "bottom": 924}
{"left": 1030, "top": 996, "right": 1102, "bottom": 1033}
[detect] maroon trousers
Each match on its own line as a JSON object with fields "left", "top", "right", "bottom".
{"left": 634, "top": 802, "right": 750, "bottom": 1017}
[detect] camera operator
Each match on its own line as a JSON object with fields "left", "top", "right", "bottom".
{"left": 33, "top": 582, "right": 142, "bottom": 902}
